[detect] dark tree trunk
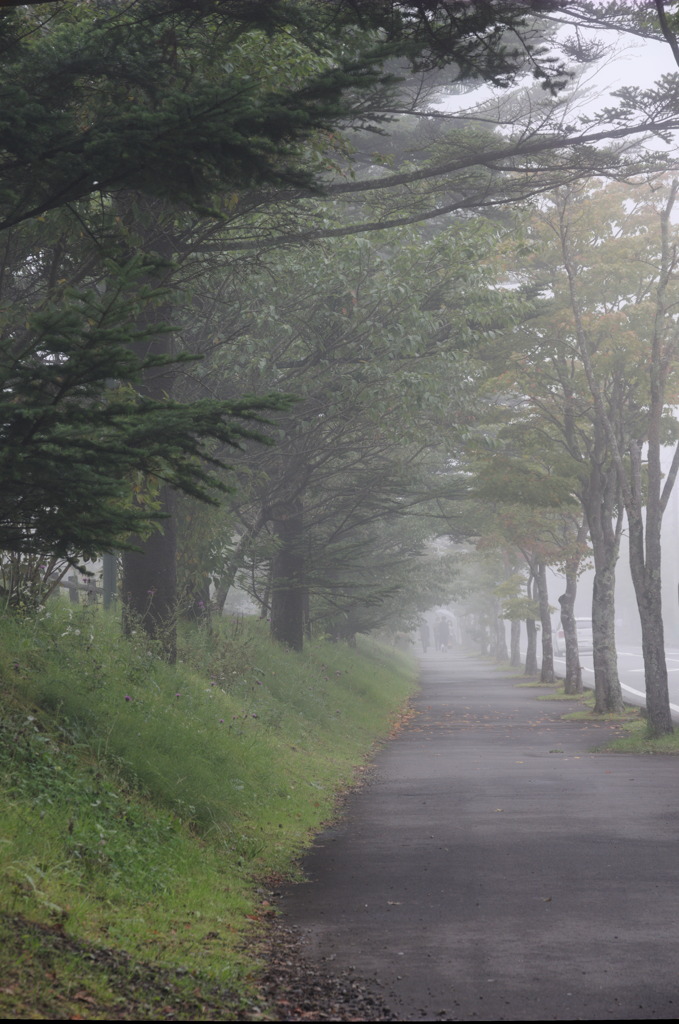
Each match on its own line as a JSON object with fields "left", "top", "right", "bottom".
{"left": 558, "top": 517, "right": 586, "bottom": 695}
{"left": 590, "top": 551, "right": 623, "bottom": 713}
{"left": 524, "top": 575, "right": 538, "bottom": 676}
{"left": 120, "top": 293, "right": 179, "bottom": 660}
{"left": 627, "top": 440, "right": 674, "bottom": 737}
{"left": 303, "top": 587, "right": 312, "bottom": 640}
{"left": 119, "top": 196, "right": 179, "bottom": 658}
{"left": 580, "top": 424, "right": 624, "bottom": 714}
{"left": 558, "top": 588, "right": 582, "bottom": 695}
{"left": 270, "top": 500, "right": 305, "bottom": 652}
{"left": 524, "top": 617, "right": 538, "bottom": 675}
{"left": 537, "top": 560, "right": 554, "bottom": 684}
{"left": 510, "top": 619, "right": 521, "bottom": 667}
{"left": 122, "top": 486, "right": 177, "bottom": 662}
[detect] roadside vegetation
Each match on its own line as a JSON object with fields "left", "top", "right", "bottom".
{"left": 599, "top": 721, "right": 679, "bottom": 755}
{"left": 0, "top": 600, "right": 416, "bottom": 1019}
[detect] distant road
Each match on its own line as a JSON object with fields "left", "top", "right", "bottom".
{"left": 553, "top": 645, "right": 679, "bottom": 720}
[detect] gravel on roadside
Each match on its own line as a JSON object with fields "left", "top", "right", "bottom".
{"left": 253, "top": 918, "right": 398, "bottom": 1022}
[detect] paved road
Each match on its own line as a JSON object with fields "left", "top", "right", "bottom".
{"left": 561, "top": 646, "right": 679, "bottom": 719}
{"left": 279, "top": 652, "right": 679, "bottom": 1021}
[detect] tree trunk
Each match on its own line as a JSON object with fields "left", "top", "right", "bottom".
{"left": 495, "top": 612, "right": 509, "bottom": 662}
{"left": 510, "top": 619, "right": 521, "bottom": 667}
{"left": 590, "top": 552, "right": 623, "bottom": 713}
{"left": 580, "top": 427, "right": 624, "bottom": 713}
{"left": 627, "top": 446, "right": 673, "bottom": 736}
{"left": 537, "top": 561, "right": 554, "bottom": 683}
{"left": 270, "top": 500, "right": 305, "bottom": 652}
{"left": 635, "top": 580, "right": 672, "bottom": 737}
{"left": 524, "top": 575, "right": 538, "bottom": 676}
{"left": 122, "top": 486, "right": 177, "bottom": 662}
{"left": 524, "top": 617, "right": 538, "bottom": 675}
{"left": 119, "top": 196, "right": 179, "bottom": 658}
{"left": 558, "top": 586, "right": 582, "bottom": 695}
{"left": 558, "top": 517, "right": 586, "bottom": 695}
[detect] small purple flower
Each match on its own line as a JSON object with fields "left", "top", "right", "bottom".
{"left": 125, "top": 695, "right": 132, "bottom": 702}
{"left": 219, "top": 718, "right": 224, "bottom": 723}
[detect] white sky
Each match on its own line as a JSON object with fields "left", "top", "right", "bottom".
{"left": 436, "top": 29, "right": 679, "bottom": 130}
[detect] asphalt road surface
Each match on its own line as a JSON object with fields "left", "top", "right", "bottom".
{"left": 559, "top": 646, "right": 679, "bottom": 719}
{"left": 279, "top": 651, "right": 679, "bottom": 1021}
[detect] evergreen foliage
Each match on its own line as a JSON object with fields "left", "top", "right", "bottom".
{"left": 0, "top": 258, "right": 290, "bottom": 560}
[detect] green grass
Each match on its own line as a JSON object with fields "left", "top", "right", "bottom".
{"left": 598, "top": 717, "right": 679, "bottom": 753}
{"left": 0, "top": 602, "right": 417, "bottom": 1018}
{"left": 537, "top": 684, "right": 594, "bottom": 703}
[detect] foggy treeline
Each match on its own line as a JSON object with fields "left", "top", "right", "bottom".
{"left": 4, "top": 1, "right": 679, "bottom": 735}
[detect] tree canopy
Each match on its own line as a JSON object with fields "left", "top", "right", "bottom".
{"left": 7, "top": 0, "right": 679, "bottom": 696}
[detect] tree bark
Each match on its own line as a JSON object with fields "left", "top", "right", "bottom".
{"left": 589, "top": 554, "right": 623, "bottom": 713}
{"left": 558, "top": 517, "right": 586, "bottom": 695}
{"left": 524, "top": 616, "right": 538, "bottom": 675}
{"left": 510, "top": 619, "right": 521, "bottom": 667}
{"left": 119, "top": 196, "right": 179, "bottom": 659}
{"left": 523, "top": 575, "right": 538, "bottom": 676}
{"left": 578, "top": 420, "right": 624, "bottom": 713}
{"left": 558, "top": 587, "right": 582, "bottom": 695}
{"left": 122, "top": 486, "right": 177, "bottom": 662}
{"left": 627, "top": 443, "right": 674, "bottom": 736}
{"left": 537, "top": 560, "right": 554, "bottom": 684}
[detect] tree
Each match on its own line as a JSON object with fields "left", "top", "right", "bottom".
{"left": 555, "top": 513, "right": 589, "bottom": 694}
{"left": 492, "top": 177, "right": 679, "bottom": 729}
{"left": 481, "top": 188, "right": 633, "bottom": 713}
{"left": 0, "top": 0, "right": 581, "bottom": 637}
{"left": 0, "top": 0, "right": 581, "bottom": 232}
{"left": 186, "top": 219, "right": 510, "bottom": 649}
{"left": 466, "top": 398, "right": 587, "bottom": 681}
{"left": 556, "top": 178, "right": 679, "bottom": 736}
{"left": 8, "top": 0, "right": 679, "bottom": 652}
{"left": 0, "top": 255, "right": 287, "bottom": 563}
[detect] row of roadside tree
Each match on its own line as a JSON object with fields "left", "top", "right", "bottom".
{"left": 5, "top": 1, "right": 679, "bottom": 735}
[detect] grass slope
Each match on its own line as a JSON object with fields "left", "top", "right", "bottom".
{"left": 0, "top": 603, "right": 417, "bottom": 1019}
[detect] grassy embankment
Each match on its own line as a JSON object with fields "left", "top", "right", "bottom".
{"left": 0, "top": 602, "right": 417, "bottom": 1019}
